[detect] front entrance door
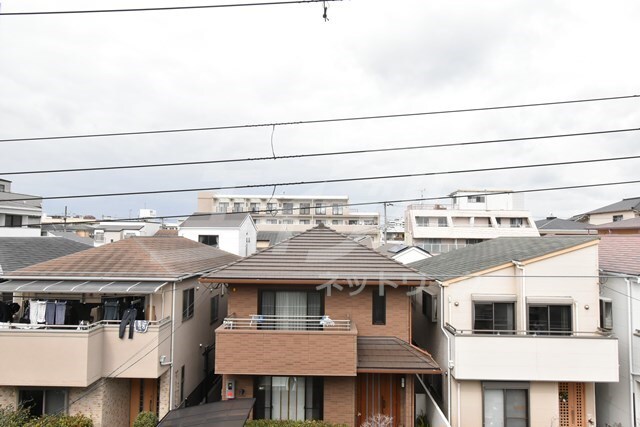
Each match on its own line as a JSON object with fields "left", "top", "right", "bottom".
{"left": 130, "top": 378, "right": 158, "bottom": 427}
{"left": 559, "top": 382, "right": 586, "bottom": 427}
{"left": 356, "top": 374, "right": 402, "bottom": 427}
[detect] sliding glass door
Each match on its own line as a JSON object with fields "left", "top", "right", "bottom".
{"left": 255, "top": 376, "right": 323, "bottom": 420}
{"left": 260, "top": 291, "right": 322, "bottom": 330}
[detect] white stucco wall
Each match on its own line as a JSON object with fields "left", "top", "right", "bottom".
{"left": 179, "top": 218, "right": 256, "bottom": 256}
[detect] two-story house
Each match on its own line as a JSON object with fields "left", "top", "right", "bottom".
{"left": 0, "top": 237, "right": 239, "bottom": 427}
{"left": 200, "top": 225, "right": 441, "bottom": 426}
{"left": 410, "top": 236, "right": 619, "bottom": 427}
{"left": 595, "top": 235, "right": 640, "bottom": 427}
{"left": 178, "top": 212, "right": 257, "bottom": 256}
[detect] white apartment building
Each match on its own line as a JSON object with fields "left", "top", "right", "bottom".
{"left": 410, "top": 236, "right": 618, "bottom": 427}
{"left": 197, "top": 192, "right": 381, "bottom": 245}
{"left": 405, "top": 190, "right": 538, "bottom": 254}
{"left": 0, "top": 179, "right": 42, "bottom": 237}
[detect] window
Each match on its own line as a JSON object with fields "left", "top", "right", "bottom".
{"left": 422, "top": 291, "right": 438, "bottom": 322}
{"left": 613, "top": 215, "right": 623, "bottom": 222}
{"left": 95, "top": 231, "right": 105, "bottom": 243}
{"left": 250, "top": 203, "right": 260, "bottom": 213}
{"left": 210, "top": 295, "right": 219, "bottom": 324}
{"left": 266, "top": 219, "right": 278, "bottom": 225}
{"left": 283, "top": 203, "right": 294, "bottom": 215}
{"left": 299, "top": 220, "right": 310, "bottom": 225}
{"left": 254, "top": 219, "right": 260, "bottom": 225}
{"left": 332, "top": 204, "right": 343, "bottom": 215}
{"left": 364, "top": 220, "right": 376, "bottom": 225}
{"left": 416, "top": 217, "right": 429, "bottom": 227}
{"left": 19, "top": 389, "right": 67, "bottom": 417}
{"left": 510, "top": 218, "right": 524, "bottom": 228}
{"left": 474, "top": 302, "right": 515, "bottom": 333}
{"left": 281, "top": 219, "right": 294, "bottom": 225}
{"left": 5, "top": 214, "right": 22, "bottom": 227}
{"left": 332, "top": 220, "right": 342, "bottom": 225}
{"left": 348, "top": 219, "right": 359, "bottom": 225}
{"left": 468, "top": 195, "right": 486, "bottom": 203}
{"left": 438, "top": 217, "right": 447, "bottom": 227}
{"left": 466, "top": 239, "right": 484, "bottom": 245}
{"left": 267, "top": 203, "right": 277, "bottom": 214}
{"left": 255, "top": 376, "right": 323, "bottom": 420}
{"left": 600, "top": 298, "right": 613, "bottom": 330}
{"left": 315, "top": 220, "right": 325, "bottom": 225}
{"left": 233, "top": 202, "right": 244, "bottom": 213}
{"left": 0, "top": 184, "right": 4, "bottom": 192}
{"left": 315, "top": 203, "right": 326, "bottom": 215}
{"left": 528, "top": 304, "right": 572, "bottom": 335}
{"left": 483, "top": 382, "right": 528, "bottom": 426}
{"left": 299, "top": 203, "right": 311, "bottom": 215}
{"left": 372, "top": 287, "right": 386, "bottom": 325}
{"left": 183, "top": 288, "right": 195, "bottom": 321}
{"left": 260, "top": 290, "right": 323, "bottom": 330}
{"left": 198, "top": 235, "right": 219, "bottom": 248}
{"left": 217, "top": 202, "right": 229, "bottom": 213}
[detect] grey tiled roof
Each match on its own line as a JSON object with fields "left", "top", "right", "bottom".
{"left": 180, "top": 212, "right": 251, "bottom": 228}
{"left": 586, "top": 197, "right": 640, "bottom": 214}
{"left": 409, "top": 236, "right": 598, "bottom": 281}
{"left": 202, "top": 225, "right": 429, "bottom": 284}
{"left": 588, "top": 217, "right": 640, "bottom": 230}
{"left": 0, "top": 237, "right": 91, "bottom": 275}
{"left": 47, "top": 231, "right": 95, "bottom": 246}
{"left": 0, "top": 191, "right": 42, "bottom": 210}
{"left": 535, "top": 218, "right": 589, "bottom": 230}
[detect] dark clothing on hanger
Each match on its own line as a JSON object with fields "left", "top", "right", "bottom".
{"left": 45, "top": 301, "right": 56, "bottom": 325}
{"left": 119, "top": 308, "right": 137, "bottom": 339}
{"left": 104, "top": 301, "right": 120, "bottom": 321}
{"left": 54, "top": 302, "right": 67, "bottom": 325}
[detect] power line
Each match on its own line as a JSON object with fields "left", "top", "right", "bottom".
{"left": 1, "top": 127, "right": 637, "bottom": 176}
{"left": 22, "top": 179, "right": 640, "bottom": 228}
{"left": 0, "top": 94, "right": 637, "bottom": 143}
{"left": 4, "top": 154, "right": 640, "bottom": 203}
{"left": 0, "top": 0, "right": 340, "bottom": 16}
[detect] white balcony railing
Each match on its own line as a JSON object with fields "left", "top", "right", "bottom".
{"left": 444, "top": 323, "right": 612, "bottom": 338}
{"left": 0, "top": 317, "right": 171, "bottom": 332}
{"left": 221, "top": 315, "right": 351, "bottom": 331}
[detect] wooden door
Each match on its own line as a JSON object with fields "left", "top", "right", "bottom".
{"left": 130, "top": 379, "right": 159, "bottom": 427}
{"left": 559, "top": 382, "right": 586, "bottom": 427}
{"left": 356, "top": 374, "right": 402, "bottom": 427}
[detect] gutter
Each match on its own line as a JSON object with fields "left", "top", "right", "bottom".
{"left": 2, "top": 275, "right": 181, "bottom": 282}
{"left": 512, "top": 261, "right": 526, "bottom": 332}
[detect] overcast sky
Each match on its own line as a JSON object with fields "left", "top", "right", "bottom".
{"left": 1, "top": 0, "right": 639, "bottom": 222}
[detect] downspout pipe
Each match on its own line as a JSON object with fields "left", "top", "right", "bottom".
{"left": 437, "top": 281, "right": 452, "bottom": 423}
{"left": 625, "top": 277, "right": 636, "bottom": 427}
{"left": 512, "top": 261, "right": 526, "bottom": 332}
{"left": 169, "top": 282, "right": 176, "bottom": 409}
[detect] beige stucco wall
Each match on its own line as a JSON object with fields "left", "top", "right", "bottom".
{"left": 588, "top": 211, "right": 638, "bottom": 225}
{"left": 454, "top": 380, "right": 596, "bottom": 427}
{"left": 0, "top": 386, "right": 17, "bottom": 408}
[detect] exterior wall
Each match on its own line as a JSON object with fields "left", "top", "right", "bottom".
{"left": 596, "top": 228, "right": 640, "bottom": 235}
{"left": 171, "top": 277, "right": 224, "bottom": 410}
{"left": 324, "top": 377, "right": 355, "bottom": 427}
{"left": 101, "top": 379, "right": 130, "bottom": 427}
{"left": 0, "top": 386, "right": 17, "bottom": 408}
{"left": 596, "top": 275, "right": 636, "bottom": 427}
{"left": 158, "top": 370, "right": 171, "bottom": 419}
{"left": 178, "top": 219, "right": 257, "bottom": 256}
{"left": 453, "top": 380, "right": 594, "bottom": 427}
{"left": 0, "top": 226, "right": 41, "bottom": 237}
{"left": 588, "top": 210, "right": 638, "bottom": 225}
{"left": 69, "top": 381, "right": 105, "bottom": 426}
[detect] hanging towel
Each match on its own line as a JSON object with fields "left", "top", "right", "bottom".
{"left": 134, "top": 320, "right": 149, "bottom": 333}
{"left": 54, "top": 302, "right": 67, "bottom": 325}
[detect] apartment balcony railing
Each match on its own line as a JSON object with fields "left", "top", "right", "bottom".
{"left": 444, "top": 323, "right": 618, "bottom": 382}
{"left": 221, "top": 314, "right": 351, "bottom": 331}
{"left": 419, "top": 243, "right": 465, "bottom": 254}
{"left": 216, "top": 315, "right": 357, "bottom": 376}
{"left": 0, "top": 317, "right": 172, "bottom": 387}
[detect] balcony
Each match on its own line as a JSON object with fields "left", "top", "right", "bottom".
{"left": 216, "top": 315, "right": 358, "bottom": 377}
{"left": 0, "top": 318, "right": 172, "bottom": 387}
{"left": 446, "top": 324, "right": 618, "bottom": 382}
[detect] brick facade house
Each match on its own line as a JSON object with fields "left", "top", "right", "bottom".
{"left": 201, "top": 225, "right": 440, "bottom": 427}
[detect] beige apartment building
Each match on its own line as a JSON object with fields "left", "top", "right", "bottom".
{"left": 0, "top": 237, "right": 239, "bottom": 427}
{"left": 410, "top": 236, "right": 619, "bottom": 427}
{"left": 574, "top": 196, "right": 640, "bottom": 225}
{"left": 201, "top": 225, "right": 441, "bottom": 426}
{"left": 197, "top": 192, "right": 381, "bottom": 246}
{"left": 405, "top": 190, "right": 538, "bottom": 254}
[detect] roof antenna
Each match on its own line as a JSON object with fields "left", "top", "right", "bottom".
{"left": 322, "top": 1, "right": 329, "bottom": 21}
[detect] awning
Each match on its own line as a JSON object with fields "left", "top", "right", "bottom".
{"left": 357, "top": 337, "right": 441, "bottom": 374}
{"left": 158, "top": 398, "right": 255, "bottom": 427}
{"left": 0, "top": 280, "right": 169, "bottom": 294}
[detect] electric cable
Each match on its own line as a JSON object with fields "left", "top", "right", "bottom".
{"left": 0, "top": 94, "right": 636, "bottom": 143}
{"left": 3, "top": 154, "right": 639, "bottom": 203}
{"left": 0, "top": 127, "right": 637, "bottom": 176}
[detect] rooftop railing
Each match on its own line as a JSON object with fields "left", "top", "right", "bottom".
{"left": 221, "top": 314, "right": 351, "bottom": 331}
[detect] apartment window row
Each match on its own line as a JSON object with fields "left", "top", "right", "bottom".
{"left": 496, "top": 217, "right": 528, "bottom": 228}
{"left": 218, "top": 201, "right": 347, "bottom": 216}
{"left": 415, "top": 216, "right": 448, "bottom": 227}
{"left": 467, "top": 195, "right": 486, "bottom": 203}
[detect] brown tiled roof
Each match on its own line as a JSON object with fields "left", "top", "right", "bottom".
{"left": 357, "top": 337, "right": 441, "bottom": 373}
{"left": 8, "top": 237, "right": 240, "bottom": 280}
{"left": 201, "top": 225, "right": 430, "bottom": 285}
{"left": 599, "top": 235, "right": 640, "bottom": 275}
